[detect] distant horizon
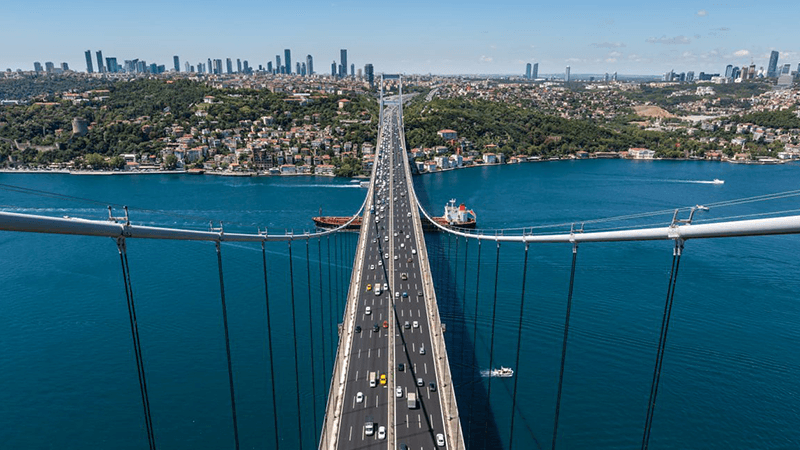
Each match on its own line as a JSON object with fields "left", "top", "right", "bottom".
{"left": 3, "top": 0, "right": 798, "bottom": 76}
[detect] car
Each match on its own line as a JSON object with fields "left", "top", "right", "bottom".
{"left": 365, "top": 420, "right": 374, "bottom": 436}
{"left": 367, "top": 284, "right": 372, "bottom": 291}
{"left": 356, "top": 391, "right": 364, "bottom": 403}
{"left": 396, "top": 386, "right": 403, "bottom": 398}
{"left": 395, "top": 291, "right": 400, "bottom": 298}
{"left": 400, "top": 243, "right": 405, "bottom": 248}
{"left": 401, "top": 273, "right": 408, "bottom": 280}
{"left": 407, "top": 258, "right": 413, "bottom": 263}
{"left": 383, "top": 320, "right": 388, "bottom": 328}
{"left": 406, "top": 235, "right": 410, "bottom": 239}
{"left": 411, "top": 249, "right": 417, "bottom": 255}
{"left": 380, "top": 374, "right": 387, "bottom": 385}
{"left": 429, "top": 382, "right": 436, "bottom": 392}
{"left": 404, "top": 321, "right": 410, "bottom": 329}
{"left": 436, "top": 433, "right": 445, "bottom": 447}
{"left": 420, "top": 345, "right": 426, "bottom": 355}
{"left": 418, "top": 291, "right": 423, "bottom": 297}
{"left": 384, "top": 236, "right": 389, "bottom": 242}
{"left": 370, "top": 264, "right": 374, "bottom": 270}
{"left": 378, "top": 260, "right": 383, "bottom": 266}
{"left": 398, "top": 362, "right": 405, "bottom": 371}
{"left": 371, "top": 239, "right": 376, "bottom": 243}
{"left": 384, "top": 253, "right": 389, "bottom": 259}
{"left": 383, "top": 283, "right": 388, "bottom": 291}
{"left": 407, "top": 212, "right": 412, "bottom": 217}
{"left": 413, "top": 321, "right": 419, "bottom": 329}
{"left": 373, "top": 323, "right": 379, "bottom": 332}
{"left": 417, "top": 377, "right": 423, "bottom": 386}
{"left": 402, "top": 292, "right": 408, "bottom": 298}
{"left": 365, "top": 306, "right": 371, "bottom": 314}
{"left": 394, "top": 255, "right": 399, "bottom": 260}
{"left": 355, "top": 325, "right": 362, "bottom": 333}
{"left": 378, "top": 426, "right": 386, "bottom": 440}
{"left": 393, "top": 232, "right": 398, "bottom": 237}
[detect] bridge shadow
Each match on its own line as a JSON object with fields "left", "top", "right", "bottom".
{"left": 415, "top": 186, "right": 504, "bottom": 449}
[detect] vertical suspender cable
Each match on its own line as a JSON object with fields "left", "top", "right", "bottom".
{"left": 468, "top": 239, "right": 482, "bottom": 444}
{"left": 116, "top": 238, "right": 156, "bottom": 450}
{"left": 306, "top": 239, "right": 319, "bottom": 437}
{"left": 460, "top": 239, "right": 469, "bottom": 365}
{"left": 552, "top": 243, "right": 579, "bottom": 450}
{"left": 509, "top": 243, "right": 530, "bottom": 449}
{"left": 287, "top": 239, "right": 304, "bottom": 447}
{"left": 451, "top": 235, "right": 461, "bottom": 450}
{"left": 318, "top": 238, "right": 327, "bottom": 383}
{"left": 641, "top": 240, "right": 684, "bottom": 450}
{"left": 215, "top": 242, "right": 240, "bottom": 450}
{"left": 484, "top": 240, "right": 501, "bottom": 449}
{"left": 260, "top": 242, "right": 280, "bottom": 449}
{"left": 327, "top": 236, "right": 335, "bottom": 357}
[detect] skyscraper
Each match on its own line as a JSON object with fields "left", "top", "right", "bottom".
{"left": 331, "top": 61, "right": 336, "bottom": 77}
{"left": 105, "top": 58, "right": 118, "bottom": 73}
{"left": 185, "top": 62, "right": 190, "bottom": 72}
{"left": 45, "top": 62, "right": 54, "bottom": 73}
{"left": 725, "top": 64, "right": 733, "bottom": 78}
{"left": 237, "top": 59, "right": 242, "bottom": 73}
{"left": 267, "top": 61, "right": 273, "bottom": 73}
{"left": 284, "top": 49, "right": 292, "bottom": 74}
{"left": 364, "top": 63, "right": 374, "bottom": 87}
{"left": 301, "top": 62, "right": 306, "bottom": 76}
{"left": 214, "top": 59, "right": 223, "bottom": 75}
{"left": 96, "top": 50, "right": 105, "bottom": 73}
{"left": 306, "top": 55, "right": 314, "bottom": 76}
{"left": 276, "top": 55, "right": 281, "bottom": 74}
{"left": 296, "top": 62, "right": 301, "bottom": 75}
{"left": 85, "top": 50, "right": 94, "bottom": 73}
{"left": 340, "top": 49, "right": 347, "bottom": 78}
{"left": 61, "top": 62, "right": 69, "bottom": 71}
{"left": 565, "top": 66, "right": 571, "bottom": 82}
{"left": 226, "top": 58, "right": 233, "bottom": 74}
{"left": 781, "top": 63, "right": 791, "bottom": 74}
{"left": 33, "top": 62, "right": 43, "bottom": 73}
{"left": 532, "top": 63, "right": 539, "bottom": 79}
{"left": 208, "top": 58, "right": 212, "bottom": 73}
{"left": 767, "top": 50, "right": 779, "bottom": 78}
{"left": 525, "top": 63, "right": 531, "bottom": 79}
{"left": 174, "top": 56, "right": 180, "bottom": 72}
{"left": 350, "top": 64, "right": 354, "bottom": 77}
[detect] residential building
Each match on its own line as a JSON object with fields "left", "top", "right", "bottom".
{"left": 437, "top": 129, "right": 458, "bottom": 140}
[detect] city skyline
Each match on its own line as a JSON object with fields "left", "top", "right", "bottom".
{"left": 3, "top": 0, "right": 799, "bottom": 75}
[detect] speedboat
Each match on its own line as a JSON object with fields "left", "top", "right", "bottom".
{"left": 491, "top": 366, "right": 514, "bottom": 377}
{"left": 712, "top": 179, "right": 724, "bottom": 184}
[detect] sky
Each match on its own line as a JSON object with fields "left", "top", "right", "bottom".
{"left": 2, "top": 0, "right": 799, "bottom": 76}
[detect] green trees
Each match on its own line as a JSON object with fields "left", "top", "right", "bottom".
{"left": 163, "top": 154, "right": 178, "bottom": 170}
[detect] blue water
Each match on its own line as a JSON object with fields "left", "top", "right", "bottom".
{"left": 1, "top": 160, "right": 799, "bottom": 449}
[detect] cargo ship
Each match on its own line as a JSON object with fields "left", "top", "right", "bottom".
{"left": 312, "top": 199, "right": 477, "bottom": 231}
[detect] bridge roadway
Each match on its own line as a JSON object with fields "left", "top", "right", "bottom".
{"left": 321, "top": 103, "right": 461, "bottom": 449}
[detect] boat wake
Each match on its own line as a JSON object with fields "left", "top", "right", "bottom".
{"left": 660, "top": 179, "right": 725, "bottom": 185}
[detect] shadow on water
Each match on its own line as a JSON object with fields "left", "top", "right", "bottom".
{"left": 415, "top": 184, "right": 504, "bottom": 449}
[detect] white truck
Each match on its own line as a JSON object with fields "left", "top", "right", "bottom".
{"left": 369, "top": 371, "right": 377, "bottom": 388}
{"left": 407, "top": 392, "right": 417, "bottom": 409}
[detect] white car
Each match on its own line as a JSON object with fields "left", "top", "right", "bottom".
{"left": 394, "top": 255, "right": 399, "bottom": 260}
{"left": 384, "top": 236, "right": 389, "bottom": 242}
{"left": 384, "top": 253, "right": 389, "bottom": 259}
{"left": 370, "top": 264, "right": 375, "bottom": 270}
{"left": 383, "top": 283, "right": 388, "bottom": 291}
{"left": 436, "top": 433, "right": 445, "bottom": 447}
{"left": 395, "top": 291, "right": 400, "bottom": 298}
{"left": 407, "top": 212, "right": 412, "bottom": 217}
{"left": 365, "top": 306, "right": 371, "bottom": 315}
{"left": 395, "top": 386, "right": 403, "bottom": 398}
{"left": 378, "top": 260, "right": 383, "bottom": 266}
{"left": 356, "top": 391, "right": 364, "bottom": 403}
{"left": 413, "top": 321, "right": 419, "bottom": 329}
{"left": 400, "top": 243, "right": 405, "bottom": 248}
{"left": 378, "top": 426, "right": 386, "bottom": 440}
{"left": 411, "top": 249, "right": 417, "bottom": 255}
{"left": 406, "top": 235, "right": 410, "bottom": 239}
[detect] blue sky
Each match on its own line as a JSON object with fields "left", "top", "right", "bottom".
{"left": 3, "top": 0, "right": 798, "bottom": 75}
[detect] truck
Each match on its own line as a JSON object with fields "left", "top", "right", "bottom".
{"left": 365, "top": 416, "right": 374, "bottom": 436}
{"left": 369, "top": 371, "right": 377, "bottom": 388}
{"left": 407, "top": 392, "right": 417, "bottom": 409}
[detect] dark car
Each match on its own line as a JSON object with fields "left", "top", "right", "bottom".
{"left": 373, "top": 323, "right": 379, "bottom": 332}
{"left": 429, "top": 382, "right": 437, "bottom": 392}
{"left": 355, "top": 325, "right": 362, "bottom": 333}
{"left": 398, "top": 363, "right": 405, "bottom": 372}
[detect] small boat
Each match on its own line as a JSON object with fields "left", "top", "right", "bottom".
{"left": 490, "top": 367, "right": 514, "bottom": 377}
{"left": 711, "top": 179, "right": 724, "bottom": 184}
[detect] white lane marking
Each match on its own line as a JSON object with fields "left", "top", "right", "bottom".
{"left": 358, "top": 349, "right": 361, "bottom": 359}
{"left": 368, "top": 348, "right": 371, "bottom": 358}
{"left": 424, "top": 363, "right": 428, "bottom": 374}
{"left": 418, "top": 414, "right": 421, "bottom": 428}
{"left": 406, "top": 414, "right": 409, "bottom": 428}
{"left": 378, "top": 348, "right": 381, "bottom": 358}
{"left": 349, "top": 425, "right": 353, "bottom": 441}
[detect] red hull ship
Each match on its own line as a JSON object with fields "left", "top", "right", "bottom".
{"left": 312, "top": 200, "right": 477, "bottom": 231}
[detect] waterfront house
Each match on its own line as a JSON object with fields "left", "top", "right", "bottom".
{"left": 628, "top": 148, "right": 655, "bottom": 159}
{"left": 482, "top": 153, "right": 498, "bottom": 164}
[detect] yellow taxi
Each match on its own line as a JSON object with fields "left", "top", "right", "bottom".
{"left": 380, "top": 374, "right": 387, "bottom": 385}
{"left": 367, "top": 284, "right": 372, "bottom": 291}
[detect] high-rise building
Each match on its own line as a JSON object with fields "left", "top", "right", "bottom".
{"left": 338, "top": 64, "right": 344, "bottom": 78}
{"left": 364, "top": 63, "right": 374, "bottom": 87}
{"left": 296, "top": 62, "right": 301, "bottom": 74}
{"left": 85, "top": 50, "right": 94, "bottom": 73}
{"left": 44, "top": 62, "right": 55, "bottom": 73}
{"left": 749, "top": 64, "right": 756, "bottom": 79}
{"left": 306, "top": 55, "right": 313, "bottom": 75}
{"left": 214, "top": 59, "right": 223, "bottom": 75}
{"left": 226, "top": 58, "right": 233, "bottom": 74}
{"left": 686, "top": 71, "right": 695, "bottom": 82}
{"left": 106, "top": 57, "right": 118, "bottom": 73}
{"left": 96, "top": 50, "right": 105, "bottom": 73}
{"left": 340, "top": 49, "right": 347, "bottom": 77}
{"left": 532, "top": 63, "right": 539, "bottom": 79}
{"left": 565, "top": 66, "right": 570, "bottom": 82}
{"left": 243, "top": 60, "right": 250, "bottom": 74}
{"left": 725, "top": 64, "right": 733, "bottom": 78}
{"left": 276, "top": 55, "right": 281, "bottom": 74}
{"left": 267, "top": 61, "right": 273, "bottom": 73}
{"left": 781, "top": 63, "right": 791, "bottom": 74}
{"left": 301, "top": 62, "right": 306, "bottom": 76}
{"left": 61, "top": 62, "right": 69, "bottom": 71}
{"left": 767, "top": 50, "right": 779, "bottom": 78}
{"left": 731, "top": 67, "right": 740, "bottom": 79}
{"left": 525, "top": 63, "right": 531, "bottom": 79}
{"left": 185, "top": 62, "right": 190, "bottom": 72}
{"left": 612, "top": 71, "right": 617, "bottom": 81}
{"left": 208, "top": 58, "right": 212, "bottom": 73}
{"left": 33, "top": 62, "right": 43, "bottom": 73}
{"left": 284, "top": 49, "right": 292, "bottom": 74}
{"left": 331, "top": 61, "right": 337, "bottom": 77}
{"left": 237, "top": 59, "right": 242, "bottom": 73}
{"left": 350, "top": 63, "right": 354, "bottom": 77}
{"left": 173, "top": 55, "right": 180, "bottom": 72}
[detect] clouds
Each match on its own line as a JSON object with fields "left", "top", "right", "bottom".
{"left": 733, "top": 49, "right": 750, "bottom": 57}
{"left": 479, "top": 55, "right": 493, "bottom": 63}
{"left": 646, "top": 35, "right": 692, "bottom": 45}
{"left": 697, "top": 10, "right": 708, "bottom": 17}
{"left": 591, "top": 42, "right": 626, "bottom": 49}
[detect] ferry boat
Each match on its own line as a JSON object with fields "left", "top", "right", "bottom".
{"left": 491, "top": 367, "right": 514, "bottom": 377}
{"left": 312, "top": 199, "right": 477, "bottom": 231}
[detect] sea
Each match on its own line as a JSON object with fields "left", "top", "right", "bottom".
{"left": 1, "top": 159, "right": 799, "bottom": 449}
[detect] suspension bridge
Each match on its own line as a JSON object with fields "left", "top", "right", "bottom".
{"left": 2, "top": 75, "right": 800, "bottom": 450}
